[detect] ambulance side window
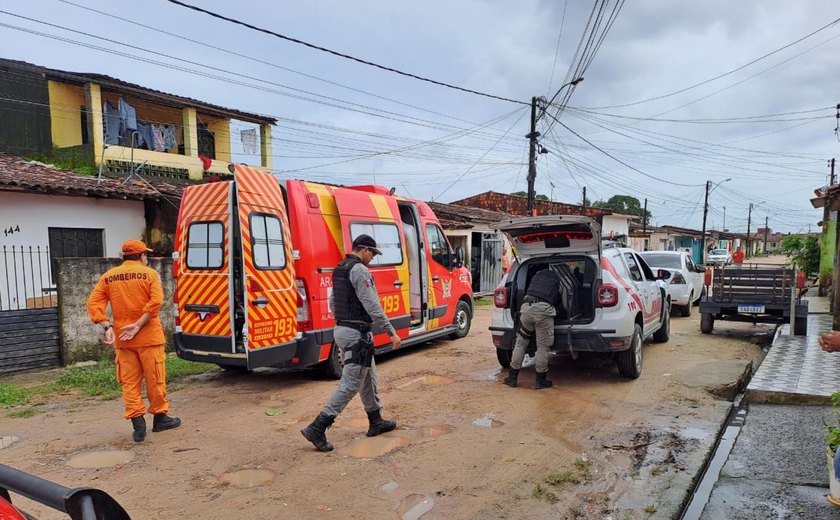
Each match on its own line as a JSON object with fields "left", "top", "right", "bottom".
{"left": 186, "top": 221, "right": 224, "bottom": 269}
{"left": 425, "top": 224, "right": 452, "bottom": 268}
{"left": 350, "top": 222, "right": 403, "bottom": 267}
{"left": 250, "top": 213, "right": 286, "bottom": 269}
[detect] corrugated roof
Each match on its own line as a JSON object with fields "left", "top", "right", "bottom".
{"left": 428, "top": 201, "right": 511, "bottom": 226}
{"left": 0, "top": 152, "right": 185, "bottom": 201}
{"left": 0, "top": 58, "right": 276, "bottom": 125}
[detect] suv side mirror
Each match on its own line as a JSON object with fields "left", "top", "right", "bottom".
{"left": 656, "top": 268, "right": 671, "bottom": 280}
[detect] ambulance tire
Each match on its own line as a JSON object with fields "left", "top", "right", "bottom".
{"left": 321, "top": 343, "right": 344, "bottom": 379}
{"left": 449, "top": 300, "right": 472, "bottom": 339}
{"left": 216, "top": 363, "right": 248, "bottom": 374}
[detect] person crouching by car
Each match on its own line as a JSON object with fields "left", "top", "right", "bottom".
{"left": 504, "top": 267, "right": 563, "bottom": 390}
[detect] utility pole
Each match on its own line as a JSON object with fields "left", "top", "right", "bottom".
{"left": 526, "top": 96, "right": 539, "bottom": 215}
{"left": 581, "top": 186, "right": 587, "bottom": 216}
{"left": 746, "top": 202, "right": 753, "bottom": 259}
{"left": 763, "top": 216, "right": 769, "bottom": 255}
{"left": 723, "top": 206, "right": 726, "bottom": 231}
{"left": 831, "top": 158, "right": 836, "bottom": 185}
{"left": 642, "top": 198, "right": 648, "bottom": 250}
{"left": 701, "top": 180, "right": 710, "bottom": 263}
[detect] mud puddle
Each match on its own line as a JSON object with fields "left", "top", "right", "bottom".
{"left": 67, "top": 450, "right": 135, "bottom": 469}
{"left": 221, "top": 468, "right": 276, "bottom": 488}
{"left": 0, "top": 436, "right": 20, "bottom": 450}
{"left": 397, "top": 375, "right": 454, "bottom": 390}
{"left": 472, "top": 415, "right": 504, "bottom": 428}
{"left": 397, "top": 494, "right": 434, "bottom": 520}
{"left": 379, "top": 480, "right": 399, "bottom": 493}
{"left": 340, "top": 424, "right": 455, "bottom": 457}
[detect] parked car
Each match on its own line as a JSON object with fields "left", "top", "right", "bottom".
{"left": 638, "top": 251, "right": 705, "bottom": 317}
{"left": 490, "top": 216, "right": 671, "bottom": 379}
{"left": 707, "top": 248, "right": 732, "bottom": 266}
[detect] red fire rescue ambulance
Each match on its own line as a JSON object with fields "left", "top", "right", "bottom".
{"left": 173, "top": 164, "right": 473, "bottom": 376}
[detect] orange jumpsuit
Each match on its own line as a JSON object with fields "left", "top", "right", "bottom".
{"left": 87, "top": 260, "right": 168, "bottom": 419}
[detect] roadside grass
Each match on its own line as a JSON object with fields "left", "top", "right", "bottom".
{"left": 545, "top": 470, "right": 580, "bottom": 485}
{"left": 0, "top": 382, "right": 31, "bottom": 407}
{"left": 1, "top": 356, "right": 219, "bottom": 416}
{"left": 474, "top": 297, "right": 494, "bottom": 307}
{"left": 534, "top": 457, "right": 594, "bottom": 504}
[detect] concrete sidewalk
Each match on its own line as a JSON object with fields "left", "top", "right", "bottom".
{"left": 701, "top": 306, "right": 840, "bottom": 518}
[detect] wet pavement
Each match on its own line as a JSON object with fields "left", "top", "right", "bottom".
{"left": 701, "top": 303, "right": 840, "bottom": 518}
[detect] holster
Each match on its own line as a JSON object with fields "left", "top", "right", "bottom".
{"left": 348, "top": 334, "right": 375, "bottom": 367}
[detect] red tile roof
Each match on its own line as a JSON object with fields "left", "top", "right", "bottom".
{"left": 0, "top": 153, "right": 184, "bottom": 201}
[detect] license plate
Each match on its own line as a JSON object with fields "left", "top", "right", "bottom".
{"left": 738, "top": 304, "right": 765, "bottom": 314}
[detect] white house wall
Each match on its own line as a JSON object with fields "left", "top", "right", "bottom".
{"left": 601, "top": 215, "right": 630, "bottom": 240}
{"left": 0, "top": 191, "right": 145, "bottom": 308}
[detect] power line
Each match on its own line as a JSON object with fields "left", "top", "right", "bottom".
{"left": 165, "top": 0, "right": 527, "bottom": 105}
{"left": 582, "top": 15, "right": 840, "bottom": 109}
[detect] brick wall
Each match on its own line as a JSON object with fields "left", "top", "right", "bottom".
{"left": 452, "top": 191, "right": 610, "bottom": 218}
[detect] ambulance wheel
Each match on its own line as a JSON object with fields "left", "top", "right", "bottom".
{"left": 320, "top": 343, "right": 343, "bottom": 379}
{"left": 216, "top": 363, "right": 248, "bottom": 374}
{"left": 449, "top": 300, "right": 472, "bottom": 339}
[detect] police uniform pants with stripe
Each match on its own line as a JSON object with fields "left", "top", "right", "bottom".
{"left": 510, "top": 301, "right": 556, "bottom": 373}
{"left": 115, "top": 344, "right": 169, "bottom": 419}
{"left": 322, "top": 327, "right": 382, "bottom": 417}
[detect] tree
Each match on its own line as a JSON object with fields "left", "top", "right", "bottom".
{"left": 780, "top": 234, "right": 819, "bottom": 276}
{"left": 592, "top": 195, "right": 652, "bottom": 224}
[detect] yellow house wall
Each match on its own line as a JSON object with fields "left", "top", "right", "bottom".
{"left": 47, "top": 81, "right": 86, "bottom": 148}
{"left": 204, "top": 117, "right": 231, "bottom": 162}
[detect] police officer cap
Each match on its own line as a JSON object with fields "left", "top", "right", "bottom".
{"left": 352, "top": 234, "right": 382, "bottom": 256}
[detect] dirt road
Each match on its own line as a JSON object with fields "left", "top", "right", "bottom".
{"left": 2, "top": 305, "right": 771, "bottom": 519}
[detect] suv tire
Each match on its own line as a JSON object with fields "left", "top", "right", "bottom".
{"left": 680, "top": 292, "right": 692, "bottom": 317}
{"left": 653, "top": 301, "right": 670, "bottom": 343}
{"left": 617, "top": 324, "right": 643, "bottom": 379}
{"left": 496, "top": 348, "right": 512, "bottom": 368}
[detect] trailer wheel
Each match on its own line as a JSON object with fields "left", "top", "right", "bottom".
{"left": 700, "top": 313, "right": 714, "bottom": 334}
{"left": 794, "top": 316, "right": 808, "bottom": 336}
{"left": 617, "top": 324, "right": 643, "bottom": 379}
{"left": 320, "top": 343, "right": 343, "bottom": 379}
{"left": 496, "top": 348, "right": 512, "bottom": 368}
{"left": 449, "top": 300, "right": 472, "bottom": 339}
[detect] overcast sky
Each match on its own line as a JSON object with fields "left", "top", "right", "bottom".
{"left": 2, "top": 0, "right": 839, "bottom": 233}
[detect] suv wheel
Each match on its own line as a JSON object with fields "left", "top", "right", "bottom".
{"left": 617, "top": 324, "right": 643, "bottom": 379}
{"left": 496, "top": 348, "right": 512, "bottom": 368}
{"left": 653, "top": 301, "right": 670, "bottom": 343}
{"left": 680, "top": 292, "right": 693, "bottom": 317}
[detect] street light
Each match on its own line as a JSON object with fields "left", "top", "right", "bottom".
{"left": 545, "top": 77, "right": 585, "bottom": 109}
{"left": 701, "top": 178, "right": 732, "bottom": 263}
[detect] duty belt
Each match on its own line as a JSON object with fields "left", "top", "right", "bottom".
{"left": 523, "top": 295, "right": 550, "bottom": 305}
{"left": 336, "top": 320, "right": 372, "bottom": 333}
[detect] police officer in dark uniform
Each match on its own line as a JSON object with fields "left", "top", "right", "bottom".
{"left": 504, "top": 267, "right": 563, "bottom": 389}
{"left": 301, "top": 235, "right": 401, "bottom": 452}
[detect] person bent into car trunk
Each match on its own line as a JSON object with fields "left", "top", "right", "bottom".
{"left": 504, "top": 267, "right": 563, "bottom": 389}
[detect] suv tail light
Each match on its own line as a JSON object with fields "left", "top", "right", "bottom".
{"left": 493, "top": 287, "right": 509, "bottom": 308}
{"left": 670, "top": 273, "right": 685, "bottom": 284}
{"left": 296, "top": 278, "right": 311, "bottom": 330}
{"left": 597, "top": 283, "right": 619, "bottom": 307}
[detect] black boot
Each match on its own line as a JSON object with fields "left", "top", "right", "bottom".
{"left": 535, "top": 371, "right": 553, "bottom": 389}
{"left": 301, "top": 412, "right": 335, "bottom": 452}
{"left": 131, "top": 416, "right": 146, "bottom": 443}
{"left": 503, "top": 369, "right": 519, "bottom": 387}
{"left": 152, "top": 413, "right": 182, "bottom": 432}
{"left": 366, "top": 409, "right": 397, "bottom": 437}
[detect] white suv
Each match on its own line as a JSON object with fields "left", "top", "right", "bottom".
{"left": 490, "top": 216, "right": 671, "bottom": 379}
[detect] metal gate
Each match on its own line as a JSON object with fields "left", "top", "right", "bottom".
{"left": 0, "top": 245, "right": 61, "bottom": 374}
{"left": 480, "top": 234, "right": 503, "bottom": 293}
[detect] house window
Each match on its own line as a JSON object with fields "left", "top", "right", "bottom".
{"left": 350, "top": 222, "right": 403, "bottom": 267}
{"left": 186, "top": 221, "right": 224, "bottom": 269}
{"left": 48, "top": 228, "right": 104, "bottom": 283}
{"left": 197, "top": 123, "right": 216, "bottom": 160}
{"left": 80, "top": 107, "right": 89, "bottom": 145}
{"left": 250, "top": 214, "right": 286, "bottom": 269}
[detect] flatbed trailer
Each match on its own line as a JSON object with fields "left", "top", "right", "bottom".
{"left": 699, "top": 265, "right": 808, "bottom": 335}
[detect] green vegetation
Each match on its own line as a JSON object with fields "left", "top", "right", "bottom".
{"left": 573, "top": 458, "right": 592, "bottom": 477}
{"left": 6, "top": 407, "right": 41, "bottom": 419}
{"left": 474, "top": 297, "right": 494, "bottom": 307}
{"left": 531, "top": 483, "right": 559, "bottom": 503}
{"left": 0, "top": 382, "right": 31, "bottom": 407}
{"left": 592, "top": 195, "right": 652, "bottom": 225}
{"left": 545, "top": 470, "right": 580, "bottom": 485}
{"left": 644, "top": 503, "right": 657, "bottom": 513}
{"left": 568, "top": 505, "right": 584, "bottom": 518}
{"left": 826, "top": 391, "right": 840, "bottom": 454}
{"left": 24, "top": 148, "right": 97, "bottom": 177}
{"left": 0, "top": 357, "right": 219, "bottom": 414}
{"left": 780, "top": 234, "right": 820, "bottom": 277}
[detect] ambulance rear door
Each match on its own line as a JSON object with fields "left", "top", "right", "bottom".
{"left": 333, "top": 188, "right": 410, "bottom": 343}
{"left": 174, "top": 181, "right": 237, "bottom": 362}
{"left": 233, "top": 164, "right": 299, "bottom": 368}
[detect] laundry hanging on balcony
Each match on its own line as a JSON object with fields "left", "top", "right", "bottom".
{"left": 240, "top": 128, "right": 257, "bottom": 154}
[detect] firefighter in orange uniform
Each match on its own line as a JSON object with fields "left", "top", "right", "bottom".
{"left": 87, "top": 240, "right": 181, "bottom": 442}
